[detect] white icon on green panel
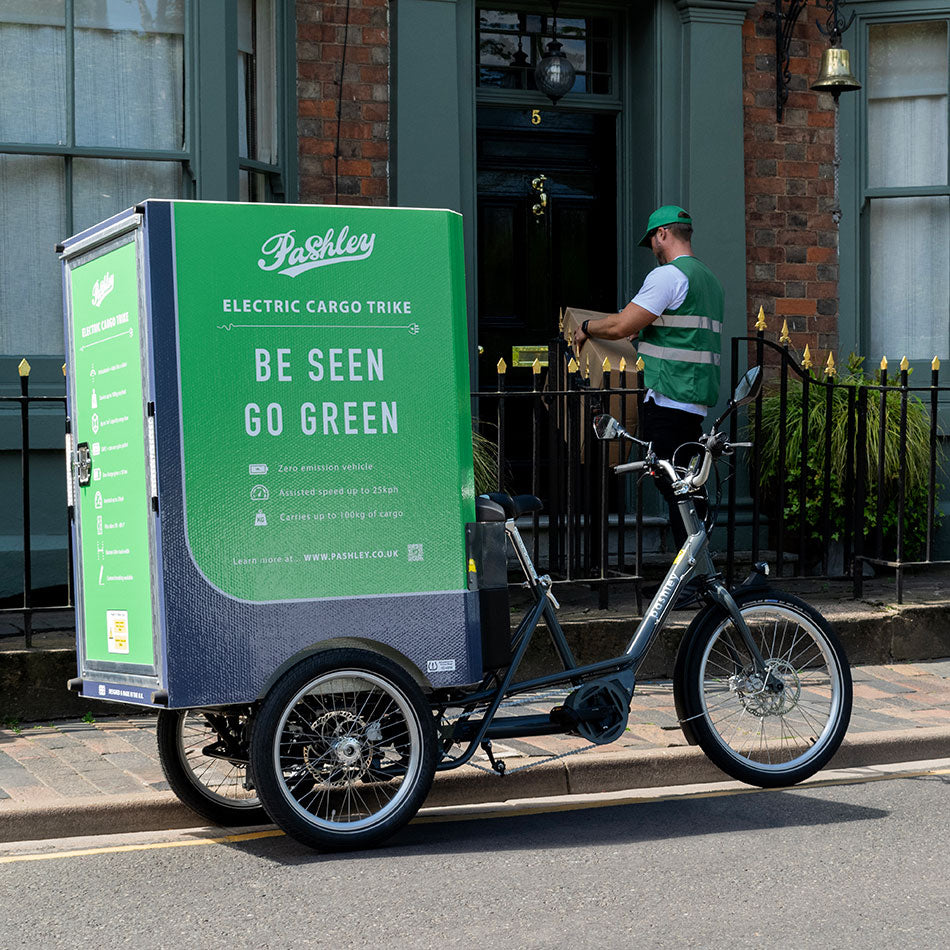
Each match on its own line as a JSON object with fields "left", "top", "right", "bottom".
{"left": 94, "top": 492, "right": 103, "bottom": 509}
{"left": 251, "top": 485, "right": 269, "bottom": 501}
{"left": 91, "top": 389, "right": 98, "bottom": 409}
{"left": 91, "top": 414, "right": 99, "bottom": 434}
{"left": 255, "top": 510, "right": 268, "bottom": 527}
{"left": 97, "top": 516, "right": 103, "bottom": 535}
{"left": 92, "top": 442, "right": 100, "bottom": 456}
{"left": 249, "top": 463, "right": 268, "bottom": 475}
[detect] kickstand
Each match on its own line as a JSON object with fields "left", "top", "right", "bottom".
{"left": 480, "top": 739, "right": 506, "bottom": 776}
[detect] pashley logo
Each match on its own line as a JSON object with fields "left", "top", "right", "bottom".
{"left": 91, "top": 272, "right": 115, "bottom": 308}
{"left": 257, "top": 227, "right": 376, "bottom": 278}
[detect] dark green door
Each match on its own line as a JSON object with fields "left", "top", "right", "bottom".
{"left": 476, "top": 106, "right": 617, "bottom": 371}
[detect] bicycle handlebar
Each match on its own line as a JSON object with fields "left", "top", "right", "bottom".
{"left": 612, "top": 432, "right": 750, "bottom": 490}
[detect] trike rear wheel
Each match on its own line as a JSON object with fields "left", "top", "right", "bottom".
{"left": 250, "top": 649, "right": 437, "bottom": 851}
{"left": 156, "top": 708, "right": 266, "bottom": 826}
{"left": 675, "top": 591, "right": 852, "bottom": 787}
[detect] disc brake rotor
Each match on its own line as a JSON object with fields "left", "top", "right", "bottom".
{"left": 301, "top": 709, "right": 375, "bottom": 786}
{"left": 730, "top": 659, "right": 802, "bottom": 717}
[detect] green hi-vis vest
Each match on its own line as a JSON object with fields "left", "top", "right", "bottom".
{"left": 637, "top": 256, "right": 723, "bottom": 408}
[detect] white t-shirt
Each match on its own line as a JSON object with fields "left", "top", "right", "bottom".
{"left": 631, "top": 257, "right": 706, "bottom": 416}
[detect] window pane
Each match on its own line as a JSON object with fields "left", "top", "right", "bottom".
{"left": 0, "top": 155, "right": 67, "bottom": 355}
{"left": 477, "top": 6, "right": 613, "bottom": 96}
{"left": 74, "top": 0, "right": 184, "bottom": 150}
{"left": 238, "top": 0, "right": 277, "bottom": 163}
{"left": 0, "top": 4, "right": 67, "bottom": 144}
{"left": 868, "top": 22, "right": 948, "bottom": 188}
{"left": 72, "top": 158, "right": 182, "bottom": 233}
{"left": 869, "top": 196, "right": 950, "bottom": 361}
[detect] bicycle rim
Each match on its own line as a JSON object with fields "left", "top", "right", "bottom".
{"left": 271, "top": 669, "right": 425, "bottom": 835}
{"left": 176, "top": 711, "right": 260, "bottom": 809}
{"left": 696, "top": 604, "right": 846, "bottom": 775}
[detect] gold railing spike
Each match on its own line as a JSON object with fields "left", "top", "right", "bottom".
{"left": 62, "top": 363, "right": 66, "bottom": 376}
{"left": 780, "top": 320, "right": 790, "bottom": 344}
{"left": 532, "top": 358, "right": 541, "bottom": 375}
{"left": 619, "top": 356, "right": 627, "bottom": 373}
{"left": 496, "top": 357, "right": 507, "bottom": 375}
{"left": 636, "top": 356, "right": 645, "bottom": 372}
{"left": 933, "top": 356, "right": 941, "bottom": 372}
{"left": 17, "top": 358, "right": 31, "bottom": 377}
{"left": 824, "top": 351, "right": 836, "bottom": 377}
{"left": 900, "top": 355, "right": 910, "bottom": 372}
{"left": 602, "top": 356, "right": 611, "bottom": 373}
{"left": 802, "top": 344, "right": 812, "bottom": 369}
{"left": 755, "top": 305, "right": 767, "bottom": 331}
{"left": 559, "top": 308, "right": 564, "bottom": 332}
{"left": 584, "top": 354, "right": 590, "bottom": 379}
{"left": 567, "top": 357, "right": 579, "bottom": 374}
{"left": 880, "top": 355, "right": 888, "bottom": 371}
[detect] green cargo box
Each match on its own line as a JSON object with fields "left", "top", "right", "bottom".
{"left": 60, "top": 201, "right": 496, "bottom": 709}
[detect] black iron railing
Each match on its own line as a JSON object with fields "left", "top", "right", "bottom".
{"left": 476, "top": 327, "right": 948, "bottom": 605}
{"left": 1, "top": 327, "right": 946, "bottom": 647}
{"left": 0, "top": 363, "right": 72, "bottom": 646}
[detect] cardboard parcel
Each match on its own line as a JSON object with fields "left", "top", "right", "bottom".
{"left": 560, "top": 307, "right": 639, "bottom": 458}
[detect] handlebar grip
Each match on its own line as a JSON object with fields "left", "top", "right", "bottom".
{"left": 614, "top": 461, "right": 646, "bottom": 475}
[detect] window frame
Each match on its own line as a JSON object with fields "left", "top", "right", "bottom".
{"left": 838, "top": 0, "right": 950, "bottom": 369}
{"left": 0, "top": 0, "right": 297, "bottom": 376}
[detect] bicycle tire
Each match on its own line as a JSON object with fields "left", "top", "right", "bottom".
{"left": 156, "top": 708, "right": 266, "bottom": 825}
{"left": 674, "top": 589, "right": 852, "bottom": 787}
{"left": 250, "top": 649, "right": 437, "bottom": 851}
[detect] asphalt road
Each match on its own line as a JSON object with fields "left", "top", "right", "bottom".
{"left": 2, "top": 762, "right": 948, "bottom": 949}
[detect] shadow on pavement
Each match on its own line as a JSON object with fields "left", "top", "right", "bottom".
{"left": 228, "top": 785, "right": 890, "bottom": 865}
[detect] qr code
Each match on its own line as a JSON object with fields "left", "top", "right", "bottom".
{"left": 408, "top": 544, "right": 424, "bottom": 562}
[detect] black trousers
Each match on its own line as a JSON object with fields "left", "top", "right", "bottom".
{"left": 639, "top": 398, "right": 705, "bottom": 549}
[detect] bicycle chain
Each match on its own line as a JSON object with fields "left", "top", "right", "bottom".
{"left": 467, "top": 740, "right": 598, "bottom": 777}
{"left": 443, "top": 689, "right": 598, "bottom": 777}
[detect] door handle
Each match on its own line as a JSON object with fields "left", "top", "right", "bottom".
{"left": 76, "top": 441, "right": 92, "bottom": 487}
{"left": 531, "top": 175, "right": 548, "bottom": 217}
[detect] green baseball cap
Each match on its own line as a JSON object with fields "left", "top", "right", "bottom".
{"left": 638, "top": 205, "right": 693, "bottom": 247}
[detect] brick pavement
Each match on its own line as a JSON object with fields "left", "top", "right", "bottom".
{"left": 1, "top": 659, "right": 948, "bottom": 810}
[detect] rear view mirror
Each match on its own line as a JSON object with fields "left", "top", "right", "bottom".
{"left": 711, "top": 366, "right": 763, "bottom": 432}
{"left": 733, "top": 366, "right": 763, "bottom": 407}
{"left": 593, "top": 415, "right": 631, "bottom": 441}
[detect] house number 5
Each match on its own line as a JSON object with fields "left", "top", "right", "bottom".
{"left": 531, "top": 110, "right": 541, "bottom": 126}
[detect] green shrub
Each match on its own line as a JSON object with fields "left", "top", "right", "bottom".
{"left": 757, "top": 354, "right": 941, "bottom": 559}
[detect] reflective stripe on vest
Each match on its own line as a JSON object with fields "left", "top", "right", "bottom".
{"left": 637, "top": 341, "right": 721, "bottom": 366}
{"left": 651, "top": 313, "right": 723, "bottom": 334}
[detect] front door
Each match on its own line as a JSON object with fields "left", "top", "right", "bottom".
{"left": 476, "top": 106, "right": 617, "bottom": 371}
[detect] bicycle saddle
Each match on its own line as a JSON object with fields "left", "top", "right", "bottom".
{"left": 483, "top": 492, "right": 543, "bottom": 519}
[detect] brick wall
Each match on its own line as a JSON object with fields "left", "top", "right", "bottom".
{"left": 743, "top": 2, "right": 840, "bottom": 362}
{"left": 296, "top": 0, "right": 390, "bottom": 205}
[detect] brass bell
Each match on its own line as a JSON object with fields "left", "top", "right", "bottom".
{"left": 811, "top": 47, "right": 861, "bottom": 96}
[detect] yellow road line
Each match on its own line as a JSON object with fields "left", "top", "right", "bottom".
{"left": 2, "top": 765, "right": 947, "bottom": 863}
{"left": 0, "top": 829, "right": 284, "bottom": 864}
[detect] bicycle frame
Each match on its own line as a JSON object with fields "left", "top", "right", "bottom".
{"left": 435, "top": 488, "right": 766, "bottom": 772}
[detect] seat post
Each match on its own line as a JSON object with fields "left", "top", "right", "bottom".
{"left": 506, "top": 520, "right": 541, "bottom": 586}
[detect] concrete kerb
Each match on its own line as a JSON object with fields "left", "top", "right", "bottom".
{"left": 3, "top": 726, "right": 949, "bottom": 845}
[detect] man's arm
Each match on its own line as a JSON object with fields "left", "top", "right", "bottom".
{"left": 574, "top": 301, "right": 658, "bottom": 350}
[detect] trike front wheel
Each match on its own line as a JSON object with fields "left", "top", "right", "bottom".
{"left": 250, "top": 649, "right": 437, "bottom": 851}
{"left": 675, "top": 591, "right": 852, "bottom": 787}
